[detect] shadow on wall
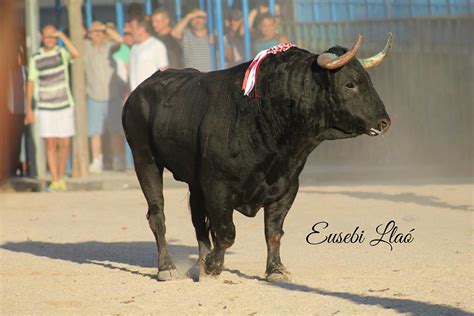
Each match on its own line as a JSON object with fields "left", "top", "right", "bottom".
{"left": 300, "top": 189, "right": 473, "bottom": 212}
{"left": 1, "top": 240, "right": 471, "bottom": 315}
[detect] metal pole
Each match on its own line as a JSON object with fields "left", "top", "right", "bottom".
{"left": 242, "top": 0, "right": 251, "bottom": 60}
{"left": 364, "top": 0, "right": 369, "bottom": 19}
{"left": 55, "top": 0, "right": 62, "bottom": 27}
{"left": 85, "top": 0, "right": 93, "bottom": 28}
{"left": 347, "top": 0, "right": 354, "bottom": 20}
{"left": 116, "top": 0, "right": 124, "bottom": 35}
{"left": 199, "top": 0, "right": 206, "bottom": 10}
{"left": 269, "top": 0, "right": 275, "bottom": 15}
{"left": 330, "top": 0, "right": 336, "bottom": 21}
{"left": 25, "top": 0, "right": 46, "bottom": 180}
{"left": 175, "top": 0, "right": 182, "bottom": 21}
{"left": 145, "top": 0, "right": 152, "bottom": 15}
{"left": 227, "top": 0, "right": 234, "bottom": 8}
{"left": 215, "top": 0, "right": 225, "bottom": 69}
{"left": 384, "top": 0, "right": 392, "bottom": 19}
{"left": 55, "top": 0, "right": 65, "bottom": 47}
{"left": 206, "top": 0, "right": 216, "bottom": 70}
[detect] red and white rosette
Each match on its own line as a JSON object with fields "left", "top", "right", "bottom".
{"left": 242, "top": 42, "right": 296, "bottom": 97}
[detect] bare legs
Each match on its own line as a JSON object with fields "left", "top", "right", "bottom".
{"left": 44, "top": 137, "right": 71, "bottom": 182}
{"left": 90, "top": 135, "right": 102, "bottom": 160}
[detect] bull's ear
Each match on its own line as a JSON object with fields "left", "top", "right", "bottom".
{"left": 311, "top": 58, "right": 329, "bottom": 87}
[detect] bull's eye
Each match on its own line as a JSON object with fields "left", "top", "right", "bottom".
{"left": 345, "top": 82, "right": 355, "bottom": 89}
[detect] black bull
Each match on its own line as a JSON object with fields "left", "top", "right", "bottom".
{"left": 122, "top": 39, "right": 392, "bottom": 282}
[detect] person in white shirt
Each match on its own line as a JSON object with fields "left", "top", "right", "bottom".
{"left": 129, "top": 17, "right": 168, "bottom": 91}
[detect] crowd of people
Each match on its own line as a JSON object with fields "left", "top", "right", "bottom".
{"left": 22, "top": 2, "right": 287, "bottom": 192}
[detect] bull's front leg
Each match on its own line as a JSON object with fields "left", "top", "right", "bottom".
{"left": 263, "top": 181, "right": 299, "bottom": 282}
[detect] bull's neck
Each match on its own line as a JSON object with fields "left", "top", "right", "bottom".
{"left": 249, "top": 95, "right": 326, "bottom": 162}
{"left": 252, "top": 79, "right": 327, "bottom": 160}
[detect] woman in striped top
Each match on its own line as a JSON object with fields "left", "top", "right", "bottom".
{"left": 25, "top": 24, "right": 79, "bottom": 192}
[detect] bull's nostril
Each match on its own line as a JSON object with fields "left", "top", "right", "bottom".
{"left": 379, "top": 119, "right": 390, "bottom": 131}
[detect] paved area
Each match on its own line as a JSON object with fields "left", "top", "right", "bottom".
{"left": 0, "top": 179, "right": 473, "bottom": 315}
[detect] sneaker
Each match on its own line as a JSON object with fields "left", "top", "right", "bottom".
{"left": 47, "top": 181, "right": 61, "bottom": 192}
{"left": 58, "top": 179, "right": 67, "bottom": 191}
{"left": 89, "top": 159, "right": 103, "bottom": 174}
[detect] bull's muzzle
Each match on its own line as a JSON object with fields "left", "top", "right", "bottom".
{"left": 368, "top": 118, "right": 391, "bottom": 136}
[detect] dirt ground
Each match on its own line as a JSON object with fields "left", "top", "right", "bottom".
{"left": 1, "top": 180, "right": 473, "bottom": 315}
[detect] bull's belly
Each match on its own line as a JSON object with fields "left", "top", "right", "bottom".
{"left": 153, "top": 140, "right": 196, "bottom": 184}
{"left": 232, "top": 176, "right": 291, "bottom": 217}
{"left": 235, "top": 205, "right": 262, "bottom": 217}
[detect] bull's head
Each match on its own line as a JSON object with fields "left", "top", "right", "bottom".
{"left": 314, "top": 34, "right": 393, "bottom": 138}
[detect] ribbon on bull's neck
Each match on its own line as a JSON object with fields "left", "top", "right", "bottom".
{"left": 242, "top": 42, "right": 296, "bottom": 97}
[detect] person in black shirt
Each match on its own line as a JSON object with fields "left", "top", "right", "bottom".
{"left": 151, "top": 9, "right": 183, "bottom": 69}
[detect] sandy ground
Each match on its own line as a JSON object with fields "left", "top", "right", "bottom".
{"left": 1, "top": 181, "right": 473, "bottom": 315}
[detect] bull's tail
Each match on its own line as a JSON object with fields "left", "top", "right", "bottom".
{"left": 206, "top": 216, "right": 217, "bottom": 249}
{"left": 189, "top": 184, "right": 215, "bottom": 253}
{"left": 122, "top": 89, "right": 163, "bottom": 172}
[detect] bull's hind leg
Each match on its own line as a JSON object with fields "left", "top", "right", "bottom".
{"left": 132, "top": 153, "right": 178, "bottom": 281}
{"left": 188, "top": 186, "right": 212, "bottom": 275}
{"left": 202, "top": 188, "right": 235, "bottom": 276}
{"left": 204, "top": 209, "right": 235, "bottom": 276}
{"left": 263, "top": 181, "right": 299, "bottom": 282}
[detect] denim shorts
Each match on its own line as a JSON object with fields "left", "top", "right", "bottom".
{"left": 87, "top": 98, "right": 109, "bottom": 136}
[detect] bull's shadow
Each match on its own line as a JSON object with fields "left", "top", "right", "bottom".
{"left": 2, "top": 242, "right": 470, "bottom": 315}
{"left": 225, "top": 270, "right": 472, "bottom": 315}
{"left": 269, "top": 281, "right": 472, "bottom": 316}
{"left": 0, "top": 240, "right": 198, "bottom": 279}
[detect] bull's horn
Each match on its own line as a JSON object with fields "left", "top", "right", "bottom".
{"left": 358, "top": 33, "right": 394, "bottom": 69}
{"left": 317, "top": 34, "right": 363, "bottom": 70}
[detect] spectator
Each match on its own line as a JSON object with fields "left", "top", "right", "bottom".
{"left": 84, "top": 21, "right": 122, "bottom": 174}
{"left": 129, "top": 17, "right": 168, "bottom": 91}
{"left": 128, "top": 2, "right": 146, "bottom": 21}
{"left": 25, "top": 24, "right": 79, "bottom": 191}
{"left": 171, "top": 9, "right": 213, "bottom": 72}
{"left": 224, "top": 9, "right": 245, "bottom": 67}
{"left": 253, "top": 13, "right": 288, "bottom": 54}
{"left": 249, "top": 1, "right": 282, "bottom": 31}
{"left": 107, "top": 23, "right": 131, "bottom": 170}
{"left": 151, "top": 9, "right": 183, "bottom": 69}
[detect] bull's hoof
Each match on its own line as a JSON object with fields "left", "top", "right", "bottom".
{"left": 266, "top": 271, "right": 291, "bottom": 282}
{"left": 157, "top": 269, "right": 179, "bottom": 281}
{"left": 205, "top": 265, "right": 223, "bottom": 276}
{"left": 265, "top": 266, "right": 291, "bottom": 282}
{"left": 204, "top": 254, "right": 223, "bottom": 276}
